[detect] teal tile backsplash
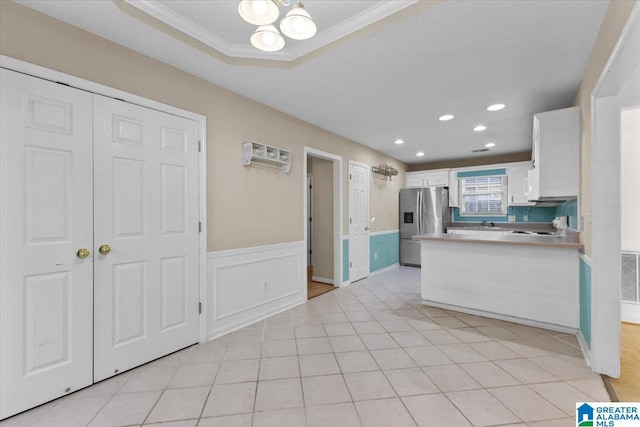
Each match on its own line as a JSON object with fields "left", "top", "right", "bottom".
{"left": 453, "top": 206, "right": 556, "bottom": 222}
{"left": 453, "top": 199, "right": 578, "bottom": 225}
{"left": 554, "top": 199, "right": 578, "bottom": 229}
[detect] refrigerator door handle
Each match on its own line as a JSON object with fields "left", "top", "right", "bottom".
{"left": 417, "top": 191, "right": 422, "bottom": 235}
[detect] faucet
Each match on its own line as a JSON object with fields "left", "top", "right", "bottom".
{"left": 481, "top": 220, "right": 495, "bottom": 227}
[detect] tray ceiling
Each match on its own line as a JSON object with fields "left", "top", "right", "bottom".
{"left": 15, "top": 0, "right": 610, "bottom": 164}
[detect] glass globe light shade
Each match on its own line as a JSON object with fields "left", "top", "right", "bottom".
{"left": 279, "top": 3, "right": 317, "bottom": 40}
{"left": 250, "top": 25, "right": 285, "bottom": 52}
{"left": 238, "top": 0, "right": 279, "bottom": 26}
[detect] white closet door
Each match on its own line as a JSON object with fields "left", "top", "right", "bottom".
{"left": 0, "top": 69, "right": 94, "bottom": 419}
{"left": 93, "top": 95, "right": 200, "bottom": 381}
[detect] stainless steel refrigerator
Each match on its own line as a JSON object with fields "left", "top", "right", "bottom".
{"left": 400, "top": 187, "right": 450, "bottom": 267}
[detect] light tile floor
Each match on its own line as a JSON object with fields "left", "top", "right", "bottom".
{"left": 1, "top": 266, "right": 610, "bottom": 427}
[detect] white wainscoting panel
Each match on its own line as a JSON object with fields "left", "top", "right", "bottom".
{"left": 207, "top": 241, "right": 306, "bottom": 340}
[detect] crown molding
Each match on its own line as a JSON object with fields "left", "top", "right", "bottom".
{"left": 123, "top": 0, "right": 419, "bottom": 62}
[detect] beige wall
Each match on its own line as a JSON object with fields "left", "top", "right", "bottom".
{"left": 310, "top": 157, "right": 334, "bottom": 279}
{"left": 621, "top": 107, "right": 640, "bottom": 252}
{"left": 0, "top": 2, "right": 406, "bottom": 252}
{"left": 571, "top": 0, "right": 637, "bottom": 256}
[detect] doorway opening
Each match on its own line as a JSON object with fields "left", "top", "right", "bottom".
{"left": 611, "top": 102, "right": 640, "bottom": 401}
{"left": 589, "top": 1, "right": 639, "bottom": 392}
{"left": 304, "top": 148, "right": 343, "bottom": 299}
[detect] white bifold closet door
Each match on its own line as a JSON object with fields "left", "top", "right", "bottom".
{"left": 0, "top": 69, "right": 94, "bottom": 419}
{"left": 92, "top": 95, "right": 200, "bottom": 382}
{"left": 0, "top": 69, "right": 201, "bottom": 419}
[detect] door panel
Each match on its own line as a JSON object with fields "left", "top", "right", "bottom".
{"left": 349, "top": 162, "right": 370, "bottom": 282}
{"left": 93, "top": 95, "right": 200, "bottom": 381}
{"left": 400, "top": 189, "right": 419, "bottom": 239}
{"left": 400, "top": 239, "right": 421, "bottom": 267}
{"left": 1, "top": 69, "right": 93, "bottom": 419}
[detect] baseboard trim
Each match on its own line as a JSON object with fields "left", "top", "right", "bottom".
{"left": 601, "top": 375, "right": 620, "bottom": 402}
{"left": 577, "top": 329, "right": 592, "bottom": 367}
{"left": 207, "top": 297, "right": 305, "bottom": 341}
{"left": 370, "top": 263, "right": 399, "bottom": 276}
{"left": 311, "top": 276, "right": 334, "bottom": 285}
{"left": 422, "top": 299, "right": 579, "bottom": 334}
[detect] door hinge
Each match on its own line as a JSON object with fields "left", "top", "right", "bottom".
{"left": 349, "top": 174, "right": 352, "bottom": 180}
{"left": 309, "top": 249, "right": 312, "bottom": 254}
{"left": 350, "top": 262, "right": 352, "bottom": 267}
{"left": 199, "top": 302, "right": 202, "bottom": 314}
{"left": 198, "top": 140, "right": 202, "bottom": 152}
{"left": 350, "top": 218, "right": 352, "bottom": 224}
{"left": 198, "top": 222, "right": 202, "bottom": 233}
{"left": 309, "top": 217, "right": 312, "bottom": 222}
{"left": 309, "top": 184, "right": 312, "bottom": 190}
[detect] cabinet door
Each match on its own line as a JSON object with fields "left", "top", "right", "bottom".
{"left": 406, "top": 172, "right": 425, "bottom": 188}
{"left": 424, "top": 169, "right": 449, "bottom": 187}
{"left": 448, "top": 171, "right": 459, "bottom": 207}
{"left": 508, "top": 166, "right": 535, "bottom": 206}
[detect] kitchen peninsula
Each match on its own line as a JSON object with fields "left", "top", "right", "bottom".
{"left": 413, "top": 232, "right": 583, "bottom": 331}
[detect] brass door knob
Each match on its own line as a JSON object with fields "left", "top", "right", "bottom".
{"left": 98, "top": 244, "right": 111, "bottom": 255}
{"left": 77, "top": 248, "right": 90, "bottom": 259}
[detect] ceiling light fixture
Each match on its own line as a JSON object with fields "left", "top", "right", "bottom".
{"left": 439, "top": 114, "right": 454, "bottom": 121}
{"left": 485, "top": 142, "right": 496, "bottom": 148}
{"left": 280, "top": 2, "right": 316, "bottom": 40}
{"left": 473, "top": 125, "right": 487, "bottom": 132}
{"left": 416, "top": 152, "right": 425, "bottom": 157}
{"left": 250, "top": 25, "right": 285, "bottom": 51}
{"left": 394, "top": 139, "right": 404, "bottom": 145}
{"left": 239, "top": 0, "right": 316, "bottom": 52}
{"left": 238, "top": 0, "right": 280, "bottom": 26}
{"left": 487, "top": 104, "right": 505, "bottom": 111}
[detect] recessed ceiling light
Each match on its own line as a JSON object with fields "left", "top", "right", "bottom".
{"left": 473, "top": 125, "right": 487, "bottom": 132}
{"left": 487, "top": 104, "right": 505, "bottom": 111}
{"left": 394, "top": 139, "right": 404, "bottom": 145}
{"left": 438, "top": 114, "right": 454, "bottom": 121}
{"left": 485, "top": 142, "right": 496, "bottom": 148}
{"left": 416, "top": 152, "right": 425, "bottom": 157}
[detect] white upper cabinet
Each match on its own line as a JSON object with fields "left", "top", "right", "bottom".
{"left": 527, "top": 107, "right": 580, "bottom": 200}
{"left": 405, "top": 168, "right": 450, "bottom": 188}
{"left": 508, "top": 162, "right": 535, "bottom": 206}
{"left": 448, "top": 170, "right": 459, "bottom": 207}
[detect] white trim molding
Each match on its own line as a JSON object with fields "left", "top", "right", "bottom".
{"left": 303, "top": 147, "right": 344, "bottom": 294}
{"left": 206, "top": 242, "right": 306, "bottom": 341}
{"left": 123, "top": 0, "right": 419, "bottom": 62}
{"left": 369, "top": 263, "right": 400, "bottom": 276}
{"left": 369, "top": 229, "right": 400, "bottom": 236}
{"left": 311, "top": 276, "right": 334, "bottom": 285}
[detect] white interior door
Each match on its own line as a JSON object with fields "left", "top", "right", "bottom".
{"left": 0, "top": 69, "right": 94, "bottom": 419}
{"left": 93, "top": 95, "right": 200, "bottom": 381}
{"left": 307, "top": 175, "right": 313, "bottom": 266}
{"left": 349, "top": 161, "right": 370, "bottom": 282}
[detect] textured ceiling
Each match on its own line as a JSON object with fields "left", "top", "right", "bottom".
{"left": 16, "top": 0, "right": 610, "bottom": 164}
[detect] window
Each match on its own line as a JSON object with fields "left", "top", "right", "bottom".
{"left": 460, "top": 175, "right": 507, "bottom": 216}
